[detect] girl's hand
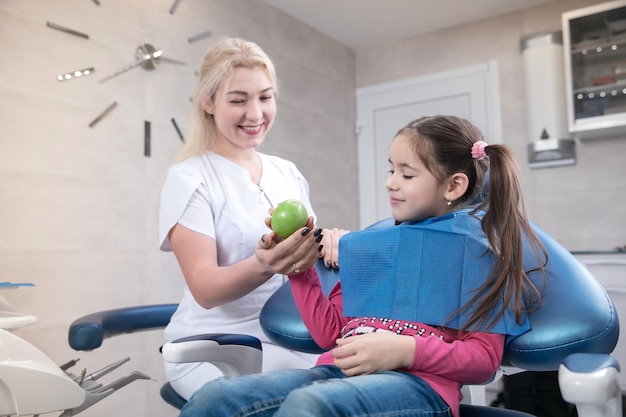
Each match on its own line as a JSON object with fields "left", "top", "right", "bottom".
{"left": 332, "top": 332, "right": 416, "bottom": 376}
{"left": 319, "top": 228, "right": 349, "bottom": 269}
{"left": 256, "top": 216, "right": 323, "bottom": 276}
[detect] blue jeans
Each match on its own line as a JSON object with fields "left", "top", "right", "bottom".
{"left": 179, "top": 365, "right": 452, "bottom": 417}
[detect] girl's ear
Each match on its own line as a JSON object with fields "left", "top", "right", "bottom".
{"left": 202, "top": 97, "right": 214, "bottom": 115}
{"left": 445, "top": 173, "right": 469, "bottom": 202}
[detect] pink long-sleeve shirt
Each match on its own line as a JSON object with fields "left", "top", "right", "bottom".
{"left": 289, "top": 267, "right": 505, "bottom": 417}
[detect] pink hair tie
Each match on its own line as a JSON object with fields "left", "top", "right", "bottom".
{"left": 471, "top": 141, "right": 488, "bottom": 160}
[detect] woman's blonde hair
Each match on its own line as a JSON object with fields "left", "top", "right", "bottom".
{"left": 173, "top": 37, "right": 278, "bottom": 163}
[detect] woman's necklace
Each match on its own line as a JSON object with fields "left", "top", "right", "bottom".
{"left": 253, "top": 153, "right": 273, "bottom": 207}
{"left": 258, "top": 183, "right": 274, "bottom": 207}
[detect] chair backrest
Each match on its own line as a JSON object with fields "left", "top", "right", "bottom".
{"left": 260, "top": 218, "right": 619, "bottom": 370}
{"left": 504, "top": 225, "right": 618, "bottom": 370}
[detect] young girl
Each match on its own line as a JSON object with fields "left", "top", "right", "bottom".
{"left": 178, "top": 115, "right": 548, "bottom": 417}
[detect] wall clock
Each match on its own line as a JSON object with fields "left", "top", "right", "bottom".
{"left": 43, "top": 0, "right": 213, "bottom": 157}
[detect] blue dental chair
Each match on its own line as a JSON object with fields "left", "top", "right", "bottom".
{"left": 67, "top": 219, "right": 621, "bottom": 417}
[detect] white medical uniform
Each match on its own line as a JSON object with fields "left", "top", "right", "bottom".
{"left": 159, "top": 151, "right": 318, "bottom": 400}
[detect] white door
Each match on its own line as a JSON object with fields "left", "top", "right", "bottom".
{"left": 356, "top": 61, "right": 502, "bottom": 228}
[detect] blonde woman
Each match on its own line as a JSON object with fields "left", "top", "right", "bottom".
{"left": 159, "top": 37, "right": 346, "bottom": 400}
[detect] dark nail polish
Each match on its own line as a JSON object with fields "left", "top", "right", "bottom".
{"left": 314, "top": 228, "right": 323, "bottom": 236}
{"left": 326, "top": 260, "right": 332, "bottom": 267}
{"left": 318, "top": 244, "right": 324, "bottom": 252}
{"left": 301, "top": 228, "right": 311, "bottom": 236}
{"left": 316, "top": 234, "right": 323, "bottom": 243}
{"left": 333, "top": 261, "right": 339, "bottom": 268}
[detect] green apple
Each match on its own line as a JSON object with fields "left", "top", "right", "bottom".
{"left": 271, "top": 199, "right": 309, "bottom": 238}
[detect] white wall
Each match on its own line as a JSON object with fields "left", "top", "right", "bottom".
{"left": 355, "top": 0, "right": 626, "bottom": 251}
{"left": 0, "top": 0, "right": 356, "bottom": 415}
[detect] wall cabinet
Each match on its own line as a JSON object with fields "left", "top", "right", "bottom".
{"left": 573, "top": 253, "right": 626, "bottom": 391}
{"left": 562, "top": 0, "right": 626, "bottom": 138}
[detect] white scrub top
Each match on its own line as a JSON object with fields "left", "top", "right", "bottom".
{"left": 159, "top": 151, "right": 316, "bottom": 346}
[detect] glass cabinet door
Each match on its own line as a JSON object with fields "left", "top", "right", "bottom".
{"left": 563, "top": 0, "right": 626, "bottom": 138}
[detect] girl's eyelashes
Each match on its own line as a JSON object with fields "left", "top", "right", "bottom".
{"left": 387, "top": 169, "right": 414, "bottom": 180}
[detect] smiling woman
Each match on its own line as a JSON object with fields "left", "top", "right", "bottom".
{"left": 200, "top": 66, "right": 277, "bottom": 162}
{"left": 157, "top": 36, "right": 347, "bottom": 401}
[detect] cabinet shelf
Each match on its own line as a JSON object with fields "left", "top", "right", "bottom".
{"left": 573, "top": 80, "right": 626, "bottom": 96}
{"left": 571, "top": 37, "right": 626, "bottom": 55}
{"left": 563, "top": 0, "right": 626, "bottom": 138}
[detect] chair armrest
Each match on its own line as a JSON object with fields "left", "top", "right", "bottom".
{"left": 558, "top": 353, "right": 622, "bottom": 417}
{"left": 561, "top": 352, "right": 620, "bottom": 373}
{"left": 161, "top": 333, "right": 262, "bottom": 376}
{"left": 68, "top": 304, "right": 178, "bottom": 351}
{"left": 260, "top": 258, "right": 339, "bottom": 354}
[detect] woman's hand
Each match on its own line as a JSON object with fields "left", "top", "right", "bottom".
{"left": 332, "top": 332, "right": 416, "bottom": 376}
{"left": 256, "top": 216, "right": 323, "bottom": 276}
{"left": 319, "top": 228, "right": 349, "bottom": 269}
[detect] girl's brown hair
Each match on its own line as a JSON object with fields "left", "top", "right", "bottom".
{"left": 396, "top": 115, "right": 547, "bottom": 332}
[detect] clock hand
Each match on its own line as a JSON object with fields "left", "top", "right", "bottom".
{"left": 160, "top": 56, "right": 187, "bottom": 66}
{"left": 169, "top": 0, "right": 183, "bottom": 15}
{"left": 46, "top": 22, "right": 89, "bottom": 39}
{"left": 188, "top": 30, "right": 212, "bottom": 44}
{"left": 89, "top": 102, "right": 118, "bottom": 128}
{"left": 99, "top": 43, "right": 163, "bottom": 83}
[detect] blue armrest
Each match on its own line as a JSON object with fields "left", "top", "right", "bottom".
{"left": 69, "top": 304, "right": 263, "bottom": 388}
{"left": 260, "top": 258, "right": 340, "bottom": 354}
{"left": 68, "top": 304, "right": 178, "bottom": 351}
{"left": 561, "top": 353, "right": 620, "bottom": 374}
{"left": 558, "top": 352, "right": 622, "bottom": 417}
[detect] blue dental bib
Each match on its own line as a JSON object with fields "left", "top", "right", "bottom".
{"left": 339, "top": 209, "right": 534, "bottom": 338}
